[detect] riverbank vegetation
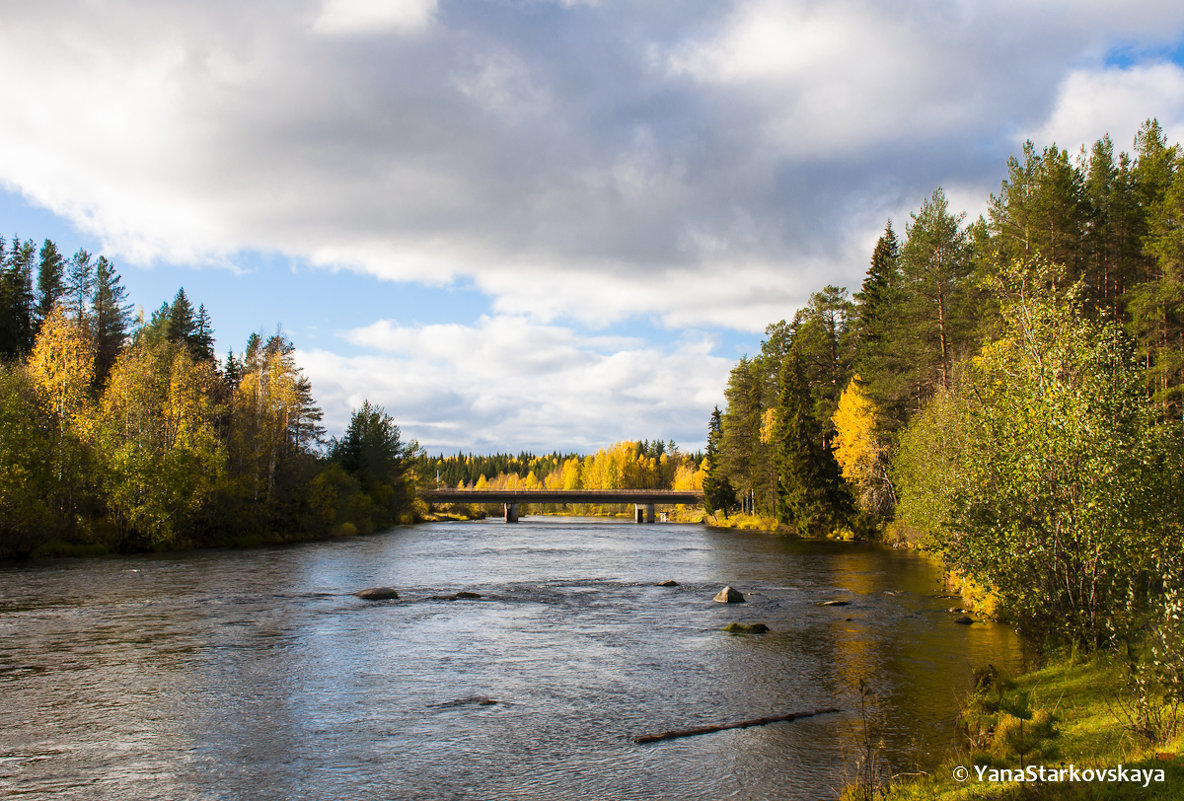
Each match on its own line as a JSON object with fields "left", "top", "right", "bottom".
{"left": 875, "top": 656, "right": 1184, "bottom": 801}
{"left": 702, "top": 119, "right": 1184, "bottom": 789}
{"left": 0, "top": 250, "right": 419, "bottom": 557}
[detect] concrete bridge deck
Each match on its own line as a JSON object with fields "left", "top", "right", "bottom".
{"left": 420, "top": 488, "right": 704, "bottom": 523}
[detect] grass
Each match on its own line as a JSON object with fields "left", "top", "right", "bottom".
{"left": 879, "top": 656, "right": 1184, "bottom": 800}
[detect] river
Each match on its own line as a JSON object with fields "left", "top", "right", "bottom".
{"left": 0, "top": 517, "right": 1022, "bottom": 800}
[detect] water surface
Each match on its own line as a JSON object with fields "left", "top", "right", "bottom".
{"left": 0, "top": 517, "right": 1021, "bottom": 799}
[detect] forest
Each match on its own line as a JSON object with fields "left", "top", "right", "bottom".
{"left": 421, "top": 441, "right": 705, "bottom": 516}
{"left": 702, "top": 119, "right": 1184, "bottom": 685}
{"left": 0, "top": 249, "right": 416, "bottom": 557}
{"left": 0, "top": 241, "right": 704, "bottom": 555}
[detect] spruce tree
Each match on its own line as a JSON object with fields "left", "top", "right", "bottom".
{"left": 0, "top": 237, "right": 36, "bottom": 360}
{"left": 192, "top": 304, "right": 216, "bottom": 362}
{"left": 65, "top": 249, "right": 93, "bottom": 322}
{"left": 91, "top": 256, "right": 132, "bottom": 387}
{"left": 774, "top": 353, "right": 845, "bottom": 533}
{"left": 702, "top": 405, "right": 736, "bottom": 517}
{"left": 853, "top": 222, "right": 910, "bottom": 430}
{"left": 35, "top": 239, "right": 66, "bottom": 332}
{"left": 166, "top": 288, "right": 197, "bottom": 346}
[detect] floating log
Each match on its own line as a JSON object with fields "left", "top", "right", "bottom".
{"left": 633, "top": 707, "right": 840, "bottom": 744}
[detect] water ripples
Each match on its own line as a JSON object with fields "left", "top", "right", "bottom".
{"left": 0, "top": 519, "right": 1023, "bottom": 799}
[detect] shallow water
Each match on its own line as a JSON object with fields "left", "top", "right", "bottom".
{"left": 0, "top": 517, "right": 1021, "bottom": 800}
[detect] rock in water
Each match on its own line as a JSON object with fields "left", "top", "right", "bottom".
{"left": 953, "top": 615, "right": 974, "bottom": 625}
{"left": 655, "top": 580, "right": 679, "bottom": 587}
{"left": 721, "top": 622, "right": 769, "bottom": 634}
{"left": 454, "top": 591, "right": 482, "bottom": 599}
{"left": 713, "top": 586, "right": 745, "bottom": 603}
{"left": 354, "top": 587, "right": 399, "bottom": 601}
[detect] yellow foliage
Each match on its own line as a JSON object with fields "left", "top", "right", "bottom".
{"left": 28, "top": 305, "right": 95, "bottom": 437}
{"left": 831, "top": 377, "right": 889, "bottom": 514}
{"left": 759, "top": 407, "right": 777, "bottom": 444}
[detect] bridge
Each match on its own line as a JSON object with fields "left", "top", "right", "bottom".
{"left": 419, "top": 489, "right": 705, "bottom": 523}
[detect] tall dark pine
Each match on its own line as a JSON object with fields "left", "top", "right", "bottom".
{"left": 222, "top": 349, "right": 243, "bottom": 391}
{"left": 192, "top": 304, "right": 216, "bottom": 362}
{"left": 899, "top": 188, "right": 975, "bottom": 399}
{"left": 774, "top": 353, "right": 845, "bottom": 533}
{"left": 702, "top": 405, "right": 736, "bottom": 517}
{"left": 853, "top": 222, "right": 911, "bottom": 430}
{"left": 65, "top": 249, "right": 93, "bottom": 322}
{"left": 92, "top": 256, "right": 132, "bottom": 386}
{"left": 330, "top": 400, "right": 406, "bottom": 505}
{"left": 35, "top": 239, "right": 66, "bottom": 332}
{"left": 167, "top": 288, "right": 197, "bottom": 346}
{"left": 0, "top": 237, "right": 37, "bottom": 360}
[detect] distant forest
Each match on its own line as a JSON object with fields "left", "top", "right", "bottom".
{"left": 703, "top": 119, "right": 1184, "bottom": 652}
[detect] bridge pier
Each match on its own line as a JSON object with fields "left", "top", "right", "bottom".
{"left": 504, "top": 503, "right": 519, "bottom": 523}
{"left": 634, "top": 503, "right": 655, "bottom": 524}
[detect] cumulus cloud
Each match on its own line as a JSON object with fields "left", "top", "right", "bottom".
{"left": 6, "top": 0, "right": 1184, "bottom": 329}
{"left": 1024, "top": 62, "right": 1184, "bottom": 153}
{"left": 300, "top": 315, "right": 731, "bottom": 451}
{"left": 313, "top": 0, "right": 437, "bottom": 35}
{"left": 3, "top": 1, "right": 1184, "bottom": 444}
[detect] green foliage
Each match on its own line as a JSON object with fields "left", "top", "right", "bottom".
{"left": 774, "top": 353, "right": 849, "bottom": 534}
{"left": 0, "top": 365, "right": 55, "bottom": 555}
{"left": 329, "top": 400, "right": 412, "bottom": 526}
{"left": 702, "top": 405, "right": 736, "bottom": 517}
{"left": 896, "top": 263, "right": 1183, "bottom": 648}
{"left": 899, "top": 187, "right": 977, "bottom": 397}
{"left": 0, "top": 240, "right": 414, "bottom": 556}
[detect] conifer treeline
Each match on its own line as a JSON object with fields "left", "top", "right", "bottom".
{"left": 704, "top": 119, "right": 1184, "bottom": 650}
{"left": 0, "top": 242, "right": 416, "bottom": 557}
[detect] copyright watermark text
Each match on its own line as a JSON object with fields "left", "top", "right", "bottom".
{"left": 952, "top": 763, "right": 1166, "bottom": 788}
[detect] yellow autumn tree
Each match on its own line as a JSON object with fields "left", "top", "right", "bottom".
{"left": 831, "top": 376, "right": 894, "bottom": 515}
{"left": 28, "top": 305, "right": 94, "bottom": 437}
{"left": 99, "top": 340, "right": 225, "bottom": 545}
{"left": 27, "top": 305, "right": 97, "bottom": 531}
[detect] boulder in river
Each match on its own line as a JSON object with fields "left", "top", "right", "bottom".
{"left": 432, "top": 695, "right": 498, "bottom": 708}
{"left": 354, "top": 587, "right": 399, "bottom": 601}
{"left": 818, "top": 600, "right": 849, "bottom": 607}
{"left": 713, "top": 586, "right": 745, "bottom": 603}
{"left": 721, "top": 622, "right": 769, "bottom": 634}
{"left": 429, "top": 591, "right": 483, "bottom": 601}
{"left": 655, "top": 580, "right": 679, "bottom": 587}
{"left": 953, "top": 615, "right": 974, "bottom": 625}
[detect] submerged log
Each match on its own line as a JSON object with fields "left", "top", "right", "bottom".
{"left": 633, "top": 707, "right": 840, "bottom": 744}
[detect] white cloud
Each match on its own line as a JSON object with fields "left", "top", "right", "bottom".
{"left": 1024, "top": 62, "right": 1184, "bottom": 153}
{"left": 312, "top": 0, "right": 436, "bottom": 35}
{"left": 300, "top": 315, "right": 731, "bottom": 451}
{"left": 4, "top": 1, "right": 1184, "bottom": 451}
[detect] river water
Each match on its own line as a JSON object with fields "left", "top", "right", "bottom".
{"left": 0, "top": 517, "right": 1021, "bottom": 800}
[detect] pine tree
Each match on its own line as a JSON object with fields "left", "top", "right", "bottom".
{"left": 774, "top": 353, "right": 846, "bottom": 533}
{"left": 899, "top": 188, "right": 976, "bottom": 398}
{"left": 35, "top": 239, "right": 66, "bottom": 333}
{"left": 702, "top": 405, "right": 736, "bottom": 517}
{"left": 0, "top": 237, "right": 36, "bottom": 360}
{"left": 91, "top": 256, "right": 132, "bottom": 387}
{"left": 166, "top": 288, "right": 197, "bottom": 346}
{"left": 65, "top": 249, "right": 93, "bottom": 322}
{"left": 853, "top": 222, "right": 910, "bottom": 430}
{"left": 192, "top": 304, "right": 215, "bottom": 362}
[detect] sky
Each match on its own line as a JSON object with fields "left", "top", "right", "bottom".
{"left": 3, "top": 1, "right": 1184, "bottom": 453}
